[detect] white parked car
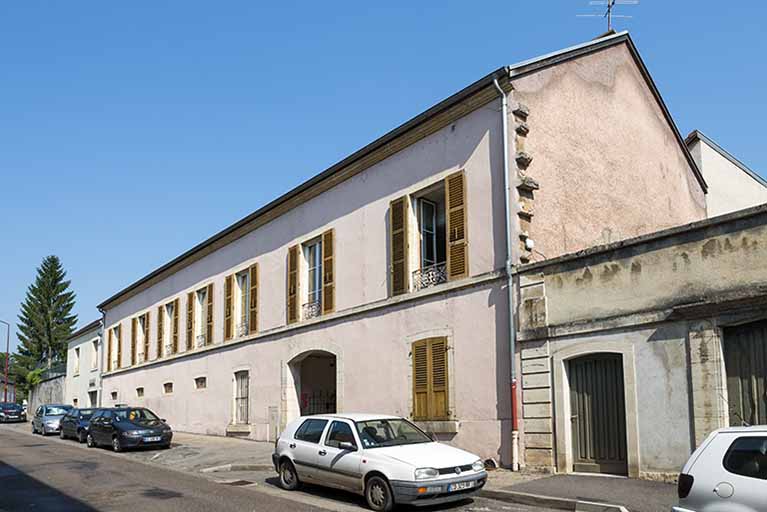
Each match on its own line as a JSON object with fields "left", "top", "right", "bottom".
{"left": 674, "top": 426, "right": 767, "bottom": 512}
{"left": 272, "top": 414, "right": 487, "bottom": 511}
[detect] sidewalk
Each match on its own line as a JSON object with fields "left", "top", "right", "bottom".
{"left": 500, "top": 474, "right": 677, "bottom": 512}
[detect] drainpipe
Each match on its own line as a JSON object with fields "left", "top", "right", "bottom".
{"left": 493, "top": 78, "right": 519, "bottom": 471}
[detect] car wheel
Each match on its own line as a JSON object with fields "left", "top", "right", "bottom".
{"left": 78, "top": 430, "right": 87, "bottom": 443}
{"left": 86, "top": 433, "right": 96, "bottom": 448}
{"left": 59, "top": 429, "right": 66, "bottom": 440}
{"left": 279, "top": 460, "right": 301, "bottom": 490}
{"left": 365, "top": 476, "right": 394, "bottom": 512}
{"left": 112, "top": 436, "right": 122, "bottom": 453}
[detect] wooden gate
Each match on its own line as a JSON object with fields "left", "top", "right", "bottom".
{"left": 724, "top": 321, "right": 767, "bottom": 426}
{"left": 569, "top": 354, "right": 628, "bottom": 475}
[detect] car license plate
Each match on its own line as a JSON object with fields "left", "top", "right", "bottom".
{"left": 448, "top": 481, "right": 474, "bottom": 492}
{"left": 143, "top": 436, "right": 161, "bottom": 442}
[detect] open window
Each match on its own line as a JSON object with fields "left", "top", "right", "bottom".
{"left": 158, "top": 299, "right": 179, "bottom": 357}
{"left": 193, "top": 284, "right": 213, "bottom": 347}
{"left": 412, "top": 183, "right": 447, "bottom": 290}
{"left": 286, "top": 230, "right": 334, "bottom": 324}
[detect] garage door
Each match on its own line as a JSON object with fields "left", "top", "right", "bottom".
{"left": 724, "top": 321, "right": 767, "bottom": 426}
{"left": 569, "top": 354, "right": 628, "bottom": 475}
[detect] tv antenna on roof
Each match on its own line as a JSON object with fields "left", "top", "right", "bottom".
{"left": 577, "top": 0, "right": 638, "bottom": 32}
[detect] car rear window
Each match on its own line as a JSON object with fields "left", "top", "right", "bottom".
{"left": 294, "top": 419, "right": 328, "bottom": 444}
{"left": 723, "top": 436, "right": 767, "bottom": 480}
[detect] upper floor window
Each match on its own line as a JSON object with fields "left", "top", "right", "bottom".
{"left": 287, "top": 230, "right": 334, "bottom": 324}
{"left": 131, "top": 312, "right": 150, "bottom": 365}
{"left": 224, "top": 266, "right": 258, "bottom": 341}
{"left": 157, "top": 299, "right": 179, "bottom": 358}
{"left": 389, "top": 171, "right": 467, "bottom": 296}
{"left": 192, "top": 284, "right": 213, "bottom": 348}
{"left": 91, "top": 339, "right": 99, "bottom": 370}
{"left": 73, "top": 347, "right": 80, "bottom": 375}
{"left": 107, "top": 325, "right": 121, "bottom": 372}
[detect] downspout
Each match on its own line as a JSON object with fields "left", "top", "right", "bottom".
{"left": 493, "top": 77, "right": 519, "bottom": 471}
{"left": 98, "top": 307, "right": 105, "bottom": 407}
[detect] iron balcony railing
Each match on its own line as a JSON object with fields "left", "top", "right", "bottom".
{"left": 412, "top": 262, "right": 447, "bottom": 291}
{"left": 196, "top": 334, "right": 207, "bottom": 348}
{"left": 302, "top": 300, "right": 321, "bottom": 320}
{"left": 164, "top": 343, "right": 173, "bottom": 356}
{"left": 137, "top": 352, "right": 145, "bottom": 364}
{"left": 237, "top": 321, "right": 249, "bottom": 338}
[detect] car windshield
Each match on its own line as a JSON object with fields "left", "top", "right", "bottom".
{"left": 45, "top": 406, "right": 71, "bottom": 416}
{"left": 1, "top": 403, "right": 20, "bottom": 410}
{"left": 355, "top": 419, "right": 432, "bottom": 449}
{"left": 114, "top": 408, "right": 160, "bottom": 422}
{"left": 79, "top": 409, "right": 95, "bottom": 419}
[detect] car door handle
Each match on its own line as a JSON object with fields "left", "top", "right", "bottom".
{"left": 289, "top": 443, "right": 296, "bottom": 449}
{"left": 318, "top": 450, "right": 327, "bottom": 456}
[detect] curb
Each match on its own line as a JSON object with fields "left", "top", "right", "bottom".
{"left": 200, "top": 463, "right": 274, "bottom": 473}
{"left": 480, "top": 489, "right": 629, "bottom": 512}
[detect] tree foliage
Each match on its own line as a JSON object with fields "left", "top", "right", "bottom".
{"left": 12, "top": 255, "right": 77, "bottom": 397}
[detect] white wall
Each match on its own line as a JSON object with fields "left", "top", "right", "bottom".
{"left": 66, "top": 325, "right": 102, "bottom": 407}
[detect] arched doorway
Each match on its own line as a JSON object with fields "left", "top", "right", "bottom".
{"left": 288, "top": 350, "right": 337, "bottom": 416}
{"left": 568, "top": 353, "right": 628, "bottom": 476}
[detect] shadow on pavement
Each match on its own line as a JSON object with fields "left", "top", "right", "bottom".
{"left": 0, "top": 461, "right": 98, "bottom": 512}
{"left": 262, "top": 475, "right": 477, "bottom": 511}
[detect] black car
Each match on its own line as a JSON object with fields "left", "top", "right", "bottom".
{"left": 0, "top": 402, "right": 25, "bottom": 423}
{"left": 60, "top": 407, "right": 96, "bottom": 443}
{"left": 86, "top": 407, "right": 172, "bottom": 452}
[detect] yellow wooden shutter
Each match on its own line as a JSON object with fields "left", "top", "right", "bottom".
{"left": 116, "top": 325, "right": 122, "bottom": 369}
{"left": 390, "top": 196, "right": 409, "bottom": 296}
{"left": 249, "top": 264, "right": 258, "bottom": 334}
{"left": 157, "top": 305, "right": 164, "bottom": 358}
{"left": 224, "top": 275, "right": 233, "bottom": 340}
{"left": 186, "top": 292, "right": 194, "bottom": 350}
{"left": 429, "top": 337, "right": 449, "bottom": 420}
{"left": 131, "top": 317, "right": 137, "bottom": 366}
{"left": 412, "top": 340, "right": 429, "bottom": 420}
{"left": 172, "top": 298, "right": 179, "bottom": 353}
{"left": 206, "top": 283, "right": 214, "bottom": 345}
{"left": 287, "top": 245, "right": 299, "bottom": 324}
{"left": 143, "top": 312, "right": 150, "bottom": 359}
{"left": 107, "top": 328, "right": 113, "bottom": 372}
{"left": 445, "top": 171, "right": 468, "bottom": 280}
{"left": 322, "top": 229, "right": 335, "bottom": 314}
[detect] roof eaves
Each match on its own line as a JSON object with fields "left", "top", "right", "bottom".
{"left": 686, "top": 130, "right": 767, "bottom": 188}
{"left": 66, "top": 319, "right": 102, "bottom": 341}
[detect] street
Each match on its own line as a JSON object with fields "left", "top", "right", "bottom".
{"left": 0, "top": 426, "right": 555, "bottom": 512}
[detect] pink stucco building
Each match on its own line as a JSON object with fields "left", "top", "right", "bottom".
{"left": 97, "top": 32, "right": 706, "bottom": 468}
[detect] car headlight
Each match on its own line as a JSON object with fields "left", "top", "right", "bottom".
{"left": 415, "top": 468, "right": 439, "bottom": 480}
{"left": 472, "top": 460, "right": 485, "bottom": 472}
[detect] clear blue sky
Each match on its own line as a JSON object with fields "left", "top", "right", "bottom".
{"left": 1, "top": 2, "right": 765, "bottom": 353}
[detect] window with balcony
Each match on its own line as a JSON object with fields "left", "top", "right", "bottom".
{"left": 194, "top": 285, "right": 213, "bottom": 347}
{"left": 107, "top": 325, "right": 121, "bottom": 372}
{"left": 287, "top": 231, "right": 334, "bottom": 324}
{"left": 413, "top": 185, "right": 447, "bottom": 291}
{"left": 304, "top": 238, "right": 323, "bottom": 320}
{"left": 160, "top": 301, "right": 176, "bottom": 357}
{"left": 235, "top": 271, "right": 249, "bottom": 337}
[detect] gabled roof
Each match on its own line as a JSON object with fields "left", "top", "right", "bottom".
{"left": 66, "top": 319, "right": 102, "bottom": 341}
{"left": 98, "top": 31, "right": 705, "bottom": 311}
{"left": 686, "top": 130, "right": 767, "bottom": 188}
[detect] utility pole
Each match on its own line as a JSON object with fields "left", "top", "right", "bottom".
{"left": 0, "top": 320, "right": 10, "bottom": 402}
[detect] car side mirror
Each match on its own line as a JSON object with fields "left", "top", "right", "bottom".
{"left": 161, "top": 418, "right": 166, "bottom": 423}
{"left": 339, "top": 442, "right": 357, "bottom": 452}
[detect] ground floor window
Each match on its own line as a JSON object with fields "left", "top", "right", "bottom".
{"left": 412, "top": 337, "right": 449, "bottom": 421}
{"left": 234, "top": 371, "right": 249, "bottom": 424}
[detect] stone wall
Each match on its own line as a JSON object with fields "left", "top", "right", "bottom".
{"left": 28, "top": 375, "right": 65, "bottom": 413}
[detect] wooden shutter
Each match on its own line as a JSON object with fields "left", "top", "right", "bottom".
{"left": 287, "top": 245, "right": 299, "bottom": 324}
{"left": 172, "top": 298, "right": 179, "bottom": 353}
{"left": 224, "top": 275, "right": 233, "bottom": 341}
{"left": 131, "top": 318, "right": 137, "bottom": 366}
{"left": 143, "top": 312, "right": 150, "bottom": 359}
{"left": 157, "top": 305, "right": 164, "bottom": 358}
{"left": 116, "top": 325, "right": 122, "bottom": 369}
{"left": 206, "top": 283, "right": 214, "bottom": 345}
{"left": 390, "top": 196, "right": 409, "bottom": 296}
{"left": 186, "top": 292, "right": 194, "bottom": 350}
{"left": 249, "top": 264, "right": 258, "bottom": 334}
{"left": 412, "top": 340, "right": 429, "bottom": 420}
{"left": 107, "top": 328, "right": 113, "bottom": 372}
{"left": 445, "top": 171, "right": 468, "bottom": 280}
{"left": 411, "top": 338, "right": 449, "bottom": 421}
{"left": 322, "top": 229, "right": 335, "bottom": 314}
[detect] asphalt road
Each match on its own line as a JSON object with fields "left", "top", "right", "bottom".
{"left": 0, "top": 426, "right": 555, "bottom": 512}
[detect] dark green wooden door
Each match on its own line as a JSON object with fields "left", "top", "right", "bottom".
{"left": 724, "top": 321, "right": 767, "bottom": 427}
{"left": 569, "top": 354, "right": 628, "bottom": 475}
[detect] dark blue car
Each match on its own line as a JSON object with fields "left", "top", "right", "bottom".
{"left": 60, "top": 407, "right": 97, "bottom": 443}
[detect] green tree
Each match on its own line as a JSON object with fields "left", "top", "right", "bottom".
{"left": 15, "top": 256, "right": 77, "bottom": 382}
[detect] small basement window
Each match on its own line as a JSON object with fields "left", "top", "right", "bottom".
{"left": 110, "top": 391, "right": 118, "bottom": 401}
{"left": 163, "top": 382, "right": 174, "bottom": 395}
{"left": 136, "top": 387, "right": 144, "bottom": 398}
{"left": 195, "top": 376, "right": 207, "bottom": 390}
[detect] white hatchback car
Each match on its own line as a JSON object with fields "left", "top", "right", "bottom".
{"left": 272, "top": 414, "right": 487, "bottom": 511}
{"left": 674, "top": 426, "right": 767, "bottom": 512}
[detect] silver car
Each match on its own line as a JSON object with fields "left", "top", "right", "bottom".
{"left": 674, "top": 426, "right": 767, "bottom": 512}
{"left": 31, "top": 404, "right": 73, "bottom": 435}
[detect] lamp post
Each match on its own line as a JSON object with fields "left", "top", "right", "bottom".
{"left": 0, "top": 320, "right": 9, "bottom": 402}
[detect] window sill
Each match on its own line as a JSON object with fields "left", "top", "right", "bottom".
{"left": 226, "top": 424, "right": 251, "bottom": 436}
{"left": 414, "top": 420, "right": 459, "bottom": 434}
